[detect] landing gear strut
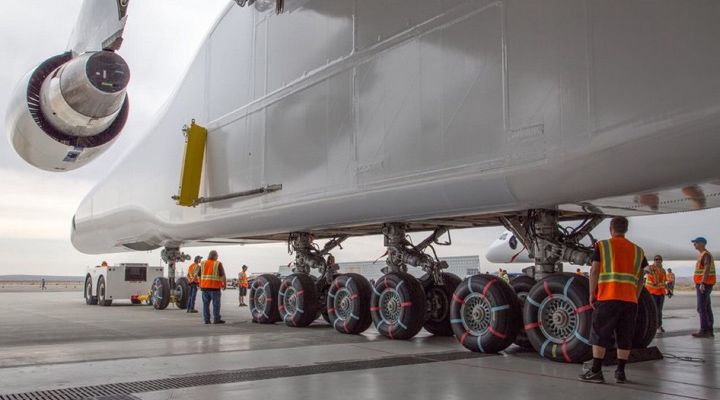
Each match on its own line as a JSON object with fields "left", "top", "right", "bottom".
{"left": 371, "top": 223, "right": 461, "bottom": 339}
{"left": 152, "top": 247, "right": 191, "bottom": 310}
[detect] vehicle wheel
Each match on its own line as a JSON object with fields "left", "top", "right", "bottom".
{"left": 250, "top": 274, "right": 282, "bottom": 324}
{"left": 151, "top": 277, "right": 171, "bottom": 310}
{"left": 422, "top": 272, "right": 462, "bottom": 336}
{"left": 524, "top": 274, "right": 593, "bottom": 363}
{"left": 632, "top": 288, "right": 658, "bottom": 348}
{"left": 97, "top": 276, "right": 112, "bottom": 306}
{"left": 174, "top": 277, "right": 189, "bottom": 309}
{"left": 371, "top": 272, "right": 426, "bottom": 340}
{"left": 131, "top": 298, "right": 142, "bottom": 305}
{"left": 84, "top": 275, "right": 97, "bottom": 305}
{"left": 451, "top": 274, "right": 520, "bottom": 353}
{"left": 328, "top": 273, "right": 373, "bottom": 334}
{"left": 510, "top": 275, "right": 536, "bottom": 349}
{"left": 279, "top": 274, "right": 319, "bottom": 327}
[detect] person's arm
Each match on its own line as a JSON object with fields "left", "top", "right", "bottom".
{"left": 588, "top": 244, "right": 601, "bottom": 306}
{"left": 702, "top": 254, "right": 711, "bottom": 283}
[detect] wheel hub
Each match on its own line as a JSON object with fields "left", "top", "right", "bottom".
{"left": 255, "top": 287, "right": 267, "bottom": 313}
{"left": 334, "top": 288, "right": 353, "bottom": 321}
{"left": 460, "top": 294, "right": 492, "bottom": 335}
{"left": 284, "top": 287, "right": 298, "bottom": 315}
{"left": 538, "top": 295, "right": 578, "bottom": 343}
{"left": 379, "top": 289, "right": 402, "bottom": 323}
{"left": 427, "top": 287, "right": 448, "bottom": 321}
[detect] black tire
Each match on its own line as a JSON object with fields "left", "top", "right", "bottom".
{"left": 327, "top": 273, "right": 373, "bottom": 334}
{"left": 524, "top": 274, "right": 593, "bottom": 363}
{"left": 371, "top": 272, "right": 426, "bottom": 340}
{"left": 250, "top": 274, "right": 282, "bottom": 324}
{"left": 131, "top": 298, "right": 142, "bottom": 305}
{"left": 451, "top": 274, "right": 520, "bottom": 353}
{"left": 279, "top": 274, "right": 319, "bottom": 327}
{"left": 422, "top": 272, "right": 462, "bottom": 336}
{"left": 174, "top": 277, "right": 189, "bottom": 309}
{"left": 632, "top": 288, "right": 658, "bottom": 348}
{"left": 84, "top": 275, "right": 97, "bottom": 305}
{"left": 97, "top": 276, "right": 112, "bottom": 306}
{"left": 510, "top": 275, "right": 536, "bottom": 349}
{"left": 321, "top": 310, "right": 331, "bottom": 324}
{"left": 151, "top": 277, "right": 171, "bottom": 310}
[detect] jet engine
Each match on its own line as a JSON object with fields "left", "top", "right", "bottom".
{"left": 5, "top": 51, "right": 130, "bottom": 171}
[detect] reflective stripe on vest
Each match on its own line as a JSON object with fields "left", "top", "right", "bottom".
{"left": 187, "top": 263, "right": 200, "bottom": 284}
{"left": 596, "top": 238, "right": 644, "bottom": 303}
{"left": 645, "top": 266, "right": 667, "bottom": 296}
{"left": 240, "top": 272, "right": 249, "bottom": 288}
{"left": 666, "top": 272, "right": 675, "bottom": 283}
{"left": 694, "top": 251, "right": 717, "bottom": 285}
{"left": 200, "top": 260, "right": 223, "bottom": 289}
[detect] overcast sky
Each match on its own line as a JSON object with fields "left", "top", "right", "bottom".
{"left": 0, "top": 0, "right": 509, "bottom": 278}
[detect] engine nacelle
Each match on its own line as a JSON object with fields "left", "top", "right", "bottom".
{"left": 6, "top": 51, "right": 130, "bottom": 171}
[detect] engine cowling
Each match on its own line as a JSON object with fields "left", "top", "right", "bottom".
{"left": 6, "top": 51, "right": 130, "bottom": 171}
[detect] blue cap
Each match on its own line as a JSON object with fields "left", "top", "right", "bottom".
{"left": 691, "top": 237, "right": 707, "bottom": 245}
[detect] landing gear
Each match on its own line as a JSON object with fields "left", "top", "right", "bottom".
{"left": 151, "top": 277, "right": 171, "bottom": 310}
{"left": 249, "top": 274, "right": 282, "bottom": 324}
{"left": 275, "top": 233, "right": 347, "bottom": 327}
{"left": 450, "top": 274, "right": 521, "bottom": 353}
{"left": 327, "top": 273, "right": 373, "bottom": 334}
{"left": 372, "top": 223, "right": 457, "bottom": 340}
{"left": 509, "top": 275, "right": 536, "bottom": 349}
{"left": 153, "top": 247, "right": 191, "bottom": 310}
{"left": 633, "top": 288, "right": 658, "bottom": 348}
{"left": 174, "top": 277, "right": 190, "bottom": 310}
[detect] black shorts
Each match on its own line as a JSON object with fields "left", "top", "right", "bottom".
{"left": 239, "top": 287, "right": 247, "bottom": 296}
{"left": 590, "top": 300, "right": 637, "bottom": 350}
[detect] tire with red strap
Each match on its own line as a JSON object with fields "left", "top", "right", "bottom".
{"left": 371, "top": 272, "right": 426, "bottom": 340}
{"left": 279, "top": 273, "right": 319, "bottom": 327}
{"left": 250, "top": 274, "right": 282, "bottom": 324}
{"left": 327, "top": 273, "right": 373, "bottom": 334}
{"left": 450, "top": 274, "right": 520, "bottom": 353}
{"left": 523, "top": 274, "right": 593, "bottom": 363}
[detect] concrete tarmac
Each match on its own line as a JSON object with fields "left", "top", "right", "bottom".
{"left": 0, "top": 290, "right": 717, "bottom": 399}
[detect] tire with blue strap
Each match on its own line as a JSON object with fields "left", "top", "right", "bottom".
{"left": 371, "top": 272, "right": 426, "bottom": 340}
{"left": 450, "top": 274, "right": 521, "bottom": 353}
{"left": 524, "top": 273, "right": 593, "bottom": 363}
{"left": 279, "top": 273, "right": 319, "bottom": 327}
{"left": 327, "top": 273, "right": 373, "bottom": 334}
{"left": 249, "top": 274, "right": 282, "bottom": 324}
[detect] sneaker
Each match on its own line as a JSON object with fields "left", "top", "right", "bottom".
{"left": 213, "top": 320, "right": 226, "bottom": 324}
{"left": 578, "top": 369, "right": 604, "bottom": 384}
{"left": 204, "top": 321, "right": 211, "bottom": 324}
{"left": 615, "top": 370, "right": 626, "bottom": 384}
{"left": 189, "top": 309, "right": 198, "bottom": 313}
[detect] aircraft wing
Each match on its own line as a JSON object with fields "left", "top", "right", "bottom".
{"left": 67, "top": 0, "right": 129, "bottom": 54}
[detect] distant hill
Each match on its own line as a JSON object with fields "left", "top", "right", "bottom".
{"left": 0, "top": 275, "right": 84, "bottom": 282}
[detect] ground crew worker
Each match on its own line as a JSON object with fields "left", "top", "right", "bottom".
{"left": 101, "top": 261, "right": 108, "bottom": 267}
{"left": 645, "top": 255, "right": 667, "bottom": 333}
{"left": 41, "top": 278, "right": 46, "bottom": 291}
{"left": 186, "top": 256, "right": 201, "bottom": 313}
{"left": 500, "top": 269, "right": 510, "bottom": 283}
{"left": 666, "top": 268, "right": 675, "bottom": 298}
{"left": 199, "top": 250, "right": 226, "bottom": 324}
{"left": 579, "top": 216, "right": 647, "bottom": 384}
{"left": 576, "top": 268, "right": 583, "bottom": 276}
{"left": 691, "top": 237, "right": 715, "bottom": 338}
{"left": 238, "top": 265, "right": 249, "bottom": 307}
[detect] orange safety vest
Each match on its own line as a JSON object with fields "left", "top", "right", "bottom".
{"left": 666, "top": 272, "right": 675, "bottom": 283}
{"left": 240, "top": 272, "right": 249, "bottom": 288}
{"left": 596, "top": 237, "right": 645, "bottom": 303}
{"left": 199, "top": 260, "right": 224, "bottom": 289}
{"left": 694, "top": 250, "right": 717, "bottom": 285}
{"left": 187, "top": 263, "right": 200, "bottom": 284}
{"left": 645, "top": 265, "right": 667, "bottom": 296}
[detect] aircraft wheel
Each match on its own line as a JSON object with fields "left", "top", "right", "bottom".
{"left": 328, "top": 273, "right": 373, "bottom": 334}
{"left": 632, "top": 288, "right": 658, "bottom": 348}
{"left": 524, "top": 274, "right": 592, "bottom": 363}
{"left": 510, "top": 275, "right": 536, "bottom": 349}
{"left": 151, "top": 277, "right": 171, "bottom": 310}
{"left": 97, "top": 276, "right": 112, "bottom": 306}
{"left": 279, "top": 274, "right": 319, "bottom": 327}
{"left": 84, "top": 275, "right": 97, "bottom": 305}
{"left": 451, "top": 274, "right": 520, "bottom": 353}
{"left": 174, "top": 277, "right": 189, "bottom": 309}
{"left": 422, "top": 272, "right": 462, "bottom": 336}
{"left": 371, "top": 272, "right": 426, "bottom": 340}
{"left": 250, "top": 274, "right": 282, "bottom": 324}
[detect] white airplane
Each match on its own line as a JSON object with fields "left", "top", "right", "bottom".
{"left": 6, "top": 0, "right": 720, "bottom": 362}
{"left": 486, "top": 210, "right": 720, "bottom": 264}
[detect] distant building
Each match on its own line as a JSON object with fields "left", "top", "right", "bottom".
{"left": 278, "top": 255, "right": 480, "bottom": 280}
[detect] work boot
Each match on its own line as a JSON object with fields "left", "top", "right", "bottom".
{"left": 214, "top": 320, "right": 226, "bottom": 324}
{"left": 578, "top": 369, "right": 604, "bottom": 384}
{"left": 691, "top": 331, "right": 711, "bottom": 338}
{"left": 189, "top": 309, "right": 198, "bottom": 313}
{"left": 614, "top": 370, "right": 627, "bottom": 384}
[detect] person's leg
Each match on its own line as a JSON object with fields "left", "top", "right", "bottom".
{"left": 706, "top": 284, "right": 714, "bottom": 332}
{"left": 614, "top": 302, "right": 637, "bottom": 383}
{"left": 188, "top": 284, "right": 197, "bottom": 311}
{"left": 655, "top": 294, "right": 665, "bottom": 329}
{"left": 202, "top": 290, "right": 211, "bottom": 323}
{"left": 696, "top": 284, "right": 706, "bottom": 331}
{"left": 212, "top": 291, "right": 222, "bottom": 322}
